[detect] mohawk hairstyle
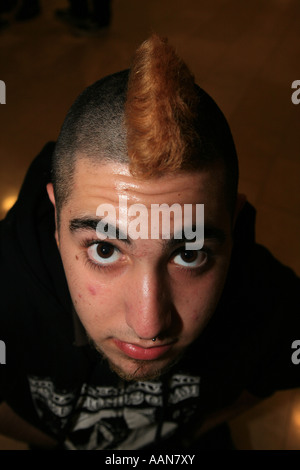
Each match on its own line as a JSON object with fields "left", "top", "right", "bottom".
{"left": 125, "top": 34, "right": 201, "bottom": 177}
{"left": 52, "top": 34, "right": 238, "bottom": 217}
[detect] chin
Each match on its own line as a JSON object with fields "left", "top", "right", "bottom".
{"left": 107, "top": 359, "right": 163, "bottom": 382}
{"left": 106, "top": 350, "right": 185, "bottom": 383}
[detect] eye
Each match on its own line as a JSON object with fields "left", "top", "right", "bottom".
{"left": 172, "top": 249, "right": 207, "bottom": 268}
{"left": 87, "top": 242, "right": 122, "bottom": 265}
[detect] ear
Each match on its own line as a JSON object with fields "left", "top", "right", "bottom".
{"left": 46, "top": 182, "right": 55, "bottom": 206}
{"left": 233, "top": 193, "right": 247, "bottom": 227}
{"left": 46, "top": 183, "right": 59, "bottom": 247}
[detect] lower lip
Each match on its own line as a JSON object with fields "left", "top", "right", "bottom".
{"left": 113, "top": 339, "right": 173, "bottom": 360}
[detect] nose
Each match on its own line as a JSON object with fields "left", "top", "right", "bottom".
{"left": 125, "top": 267, "right": 173, "bottom": 341}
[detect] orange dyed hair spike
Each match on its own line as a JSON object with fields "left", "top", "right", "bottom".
{"left": 125, "top": 34, "right": 201, "bottom": 177}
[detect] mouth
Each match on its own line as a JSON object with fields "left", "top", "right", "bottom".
{"left": 113, "top": 339, "right": 175, "bottom": 361}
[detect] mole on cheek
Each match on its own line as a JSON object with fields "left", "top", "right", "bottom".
{"left": 75, "top": 255, "right": 79, "bottom": 260}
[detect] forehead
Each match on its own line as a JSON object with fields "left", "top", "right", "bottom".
{"left": 67, "top": 157, "right": 227, "bottom": 208}
{"left": 59, "top": 158, "right": 232, "bottom": 241}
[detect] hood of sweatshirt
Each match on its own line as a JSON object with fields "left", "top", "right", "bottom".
{"left": 1, "top": 142, "right": 72, "bottom": 324}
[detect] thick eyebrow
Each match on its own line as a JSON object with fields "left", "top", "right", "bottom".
{"left": 165, "top": 225, "right": 226, "bottom": 250}
{"left": 69, "top": 217, "right": 131, "bottom": 244}
{"left": 69, "top": 217, "right": 226, "bottom": 248}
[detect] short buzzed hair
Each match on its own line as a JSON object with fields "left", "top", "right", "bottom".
{"left": 52, "top": 34, "right": 238, "bottom": 217}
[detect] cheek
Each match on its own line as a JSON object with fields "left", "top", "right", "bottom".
{"left": 80, "top": 282, "right": 111, "bottom": 305}
{"left": 178, "top": 273, "right": 225, "bottom": 324}
{"left": 70, "top": 277, "right": 108, "bottom": 310}
{"left": 87, "top": 284, "right": 97, "bottom": 296}
{"left": 85, "top": 279, "right": 118, "bottom": 299}
{"left": 73, "top": 282, "right": 116, "bottom": 331}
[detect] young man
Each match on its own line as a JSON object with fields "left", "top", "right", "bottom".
{"left": 0, "top": 35, "right": 299, "bottom": 450}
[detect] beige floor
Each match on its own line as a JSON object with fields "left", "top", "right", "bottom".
{"left": 0, "top": 0, "right": 299, "bottom": 450}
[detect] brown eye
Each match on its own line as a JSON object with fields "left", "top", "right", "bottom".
{"left": 96, "top": 243, "right": 115, "bottom": 259}
{"left": 179, "top": 251, "right": 199, "bottom": 263}
{"left": 173, "top": 249, "right": 207, "bottom": 268}
{"left": 87, "top": 242, "right": 121, "bottom": 265}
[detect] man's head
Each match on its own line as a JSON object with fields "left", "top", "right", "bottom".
{"left": 47, "top": 34, "right": 240, "bottom": 382}
{"left": 52, "top": 34, "right": 238, "bottom": 218}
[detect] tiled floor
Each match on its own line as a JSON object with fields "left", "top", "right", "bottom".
{"left": 0, "top": 0, "right": 299, "bottom": 450}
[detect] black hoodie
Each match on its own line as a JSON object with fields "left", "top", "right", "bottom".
{"left": 0, "top": 143, "right": 299, "bottom": 450}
